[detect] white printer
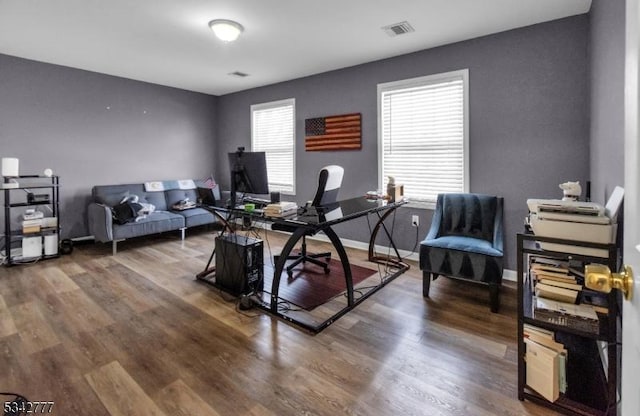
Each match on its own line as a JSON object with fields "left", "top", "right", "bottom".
{"left": 527, "top": 186, "right": 624, "bottom": 257}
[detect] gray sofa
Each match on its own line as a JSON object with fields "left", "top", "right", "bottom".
{"left": 88, "top": 180, "right": 219, "bottom": 254}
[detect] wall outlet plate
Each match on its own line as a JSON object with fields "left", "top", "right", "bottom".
{"left": 412, "top": 215, "right": 419, "bottom": 227}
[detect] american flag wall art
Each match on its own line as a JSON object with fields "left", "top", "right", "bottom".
{"left": 304, "top": 113, "right": 362, "bottom": 151}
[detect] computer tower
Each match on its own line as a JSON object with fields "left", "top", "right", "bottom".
{"left": 215, "top": 234, "right": 264, "bottom": 296}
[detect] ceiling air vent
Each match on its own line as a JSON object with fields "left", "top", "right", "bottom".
{"left": 382, "top": 21, "right": 415, "bottom": 37}
{"left": 228, "top": 71, "right": 249, "bottom": 77}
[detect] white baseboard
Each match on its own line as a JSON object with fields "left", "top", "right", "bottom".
{"left": 502, "top": 269, "right": 517, "bottom": 282}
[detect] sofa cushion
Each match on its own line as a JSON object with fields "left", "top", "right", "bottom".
{"left": 174, "top": 207, "right": 216, "bottom": 228}
{"left": 112, "top": 211, "right": 184, "bottom": 240}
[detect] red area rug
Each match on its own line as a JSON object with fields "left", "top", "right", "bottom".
{"left": 264, "top": 258, "right": 376, "bottom": 311}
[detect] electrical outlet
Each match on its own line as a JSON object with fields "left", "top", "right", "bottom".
{"left": 411, "top": 215, "right": 419, "bottom": 227}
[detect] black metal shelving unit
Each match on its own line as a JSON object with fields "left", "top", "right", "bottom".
{"left": 2, "top": 175, "right": 60, "bottom": 266}
{"left": 517, "top": 233, "right": 621, "bottom": 416}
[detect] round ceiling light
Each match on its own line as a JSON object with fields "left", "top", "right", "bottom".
{"left": 208, "top": 19, "right": 244, "bottom": 42}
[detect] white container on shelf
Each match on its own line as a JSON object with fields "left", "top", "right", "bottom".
{"left": 1, "top": 157, "right": 19, "bottom": 177}
{"left": 44, "top": 234, "right": 58, "bottom": 255}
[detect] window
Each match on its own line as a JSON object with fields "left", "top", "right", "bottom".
{"left": 251, "top": 98, "right": 296, "bottom": 194}
{"left": 377, "top": 69, "right": 469, "bottom": 206}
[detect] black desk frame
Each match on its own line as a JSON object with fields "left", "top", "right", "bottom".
{"left": 197, "top": 198, "right": 410, "bottom": 333}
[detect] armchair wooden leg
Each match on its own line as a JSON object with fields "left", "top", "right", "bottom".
{"left": 422, "top": 271, "right": 432, "bottom": 297}
{"left": 489, "top": 283, "right": 500, "bottom": 313}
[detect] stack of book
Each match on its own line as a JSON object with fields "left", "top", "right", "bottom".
{"left": 524, "top": 324, "right": 567, "bottom": 402}
{"left": 531, "top": 257, "right": 582, "bottom": 304}
{"left": 264, "top": 201, "right": 298, "bottom": 217}
{"left": 533, "top": 297, "right": 600, "bottom": 334}
{"left": 22, "top": 218, "right": 42, "bottom": 233}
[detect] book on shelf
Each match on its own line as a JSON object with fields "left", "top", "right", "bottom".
{"left": 531, "top": 263, "right": 570, "bottom": 276}
{"left": 537, "top": 278, "right": 582, "bottom": 291}
{"left": 22, "top": 225, "right": 41, "bottom": 234}
{"left": 532, "top": 271, "right": 578, "bottom": 284}
{"left": 535, "top": 282, "right": 578, "bottom": 304}
{"left": 524, "top": 337, "right": 566, "bottom": 402}
{"left": 533, "top": 296, "right": 600, "bottom": 333}
{"left": 530, "top": 256, "right": 570, "bottom": 269}
{"left": 22, "top": 218, "right": 42, "bottom": 234}
{"left": 524, "top": 324, "right": 567, "bottom": 353}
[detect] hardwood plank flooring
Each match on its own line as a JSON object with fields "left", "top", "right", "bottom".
{"left": 0, "top": 228, "right": 561, "bottom": 415}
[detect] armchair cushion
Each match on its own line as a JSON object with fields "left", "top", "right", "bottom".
{"left": 422, "top": 235, "right": 503, "bottom": 257}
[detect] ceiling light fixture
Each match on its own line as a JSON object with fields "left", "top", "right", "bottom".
{"left": 208, "top": 19, "right": 244, "bottom": 42}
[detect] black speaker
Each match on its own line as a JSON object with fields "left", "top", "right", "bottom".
{"left": 215, "top": 234, "right": 263, "bottom": 296}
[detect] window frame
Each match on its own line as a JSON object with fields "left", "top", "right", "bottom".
{"left": 377, "top": 69, "right": 469, "bottom": 209}
{"left": 250, "top": 98, "right": 296, "bottom": 195}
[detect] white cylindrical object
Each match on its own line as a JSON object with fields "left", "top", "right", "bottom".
{"left": 1, "top": 158, "right": 19, "bottom": 177}
{"left": 44, "top": 234, "right": 58, "bottom": 256}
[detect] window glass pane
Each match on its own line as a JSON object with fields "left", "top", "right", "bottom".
{"left": 251, "top": 99, "right": 295, "bottom": 194}
{"left": 378, "top": 71, "right": 468, "bottom": 203}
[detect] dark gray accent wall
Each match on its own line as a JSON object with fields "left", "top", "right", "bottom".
{"left": 589, "top": 0, "right": 625, "bottom": 204}
{"left": 0, "top": 54, "right": 217, "bottom": 239}
{"left": 217, "top": 16, "right": 590, "bottom": 270}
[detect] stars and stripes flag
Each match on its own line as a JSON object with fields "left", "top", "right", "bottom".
{"left": 202, "top": 175, "right": 217, "bottom": 189}
{"left": 304, "top": 113, "right": 361, "bottom": 151}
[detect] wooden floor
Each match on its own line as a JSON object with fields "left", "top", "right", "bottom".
{"left": 0, "top": 228, "right": 561, "bottom": 415}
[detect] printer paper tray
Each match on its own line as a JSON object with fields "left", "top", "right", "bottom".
{"left": 530, "top": 216, "right": 616, "bottom": 254}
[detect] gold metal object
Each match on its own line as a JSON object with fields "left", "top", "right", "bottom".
{"left": 585, "top": 264, "right": 634, "bottom": 301}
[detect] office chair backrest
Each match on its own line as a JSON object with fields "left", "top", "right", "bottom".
{"left": 311, "top": 165, "right": 344, "bottom": 206}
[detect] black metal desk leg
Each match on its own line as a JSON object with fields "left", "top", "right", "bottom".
{"left": 271, "top": 227, "right": 308, "bottom": 312}
{"left": 196, "top": 211, "right": 234, "bottom": 280}
{"left": 368, "top": 207, "right": 402, "bottom": 261}
{"left": 323, "top": 227, "right": 354, "bottom": 306}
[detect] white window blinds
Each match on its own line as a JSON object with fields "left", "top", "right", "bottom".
{"left": 251, "top": 99, "right": 296, "bottom": 194}
{"left": 378, "top": 70, "right": 468, "bottom": 204}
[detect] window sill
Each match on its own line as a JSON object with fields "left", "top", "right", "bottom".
{"left": 402, "top": 200, "right": 435, "bottom": 210}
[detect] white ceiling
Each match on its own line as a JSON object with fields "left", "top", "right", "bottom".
{"left": 0, "top": 0, "right": 592, "bottom": 96}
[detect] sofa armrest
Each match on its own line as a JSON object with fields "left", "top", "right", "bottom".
{"left": 88, "top": 202, "right": 114, "bottom": 242}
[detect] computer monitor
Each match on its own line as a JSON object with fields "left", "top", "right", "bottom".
{"left": 228, "top": 148, "right": 269, "bottom": 207}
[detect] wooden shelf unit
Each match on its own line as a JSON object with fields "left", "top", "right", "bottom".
{"left": 517, "top": 233, "right": 621, "bottom": 416}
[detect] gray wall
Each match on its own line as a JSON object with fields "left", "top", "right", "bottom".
{"left": 0, "top": 54, "right": 218, "bottom": 239}
{"left": 589, "top": 0, "right": 626, "bottom": 204}
{"left": 217, "top": 16, "right": 590, "bottom": 270}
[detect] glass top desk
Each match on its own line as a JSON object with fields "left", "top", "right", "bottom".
{"left": 197, "top": 196, "right": 410, "bottom": 333}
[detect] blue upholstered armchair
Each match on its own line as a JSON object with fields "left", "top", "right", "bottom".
{"left": 419, "top": 193, "right": 504, "bottom": 312}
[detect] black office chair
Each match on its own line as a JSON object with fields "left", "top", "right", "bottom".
{"left": 273, "top": 165, "right": 344, "bottom": 277}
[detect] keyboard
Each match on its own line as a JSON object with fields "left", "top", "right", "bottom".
{"left": 242, "top": 196, "right": 271, "bottom": 207}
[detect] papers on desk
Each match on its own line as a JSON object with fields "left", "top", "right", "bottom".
{"left": 264, "top": 202, "right": 298, "bottom": 217}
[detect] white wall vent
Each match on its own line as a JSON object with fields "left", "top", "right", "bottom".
{"left": 382, "top": 21, "right": 415, "bottom": 37}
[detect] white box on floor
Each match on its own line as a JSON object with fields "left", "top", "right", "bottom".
{"left": 22, "top": 236, "right": 42, "bottom": 258}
